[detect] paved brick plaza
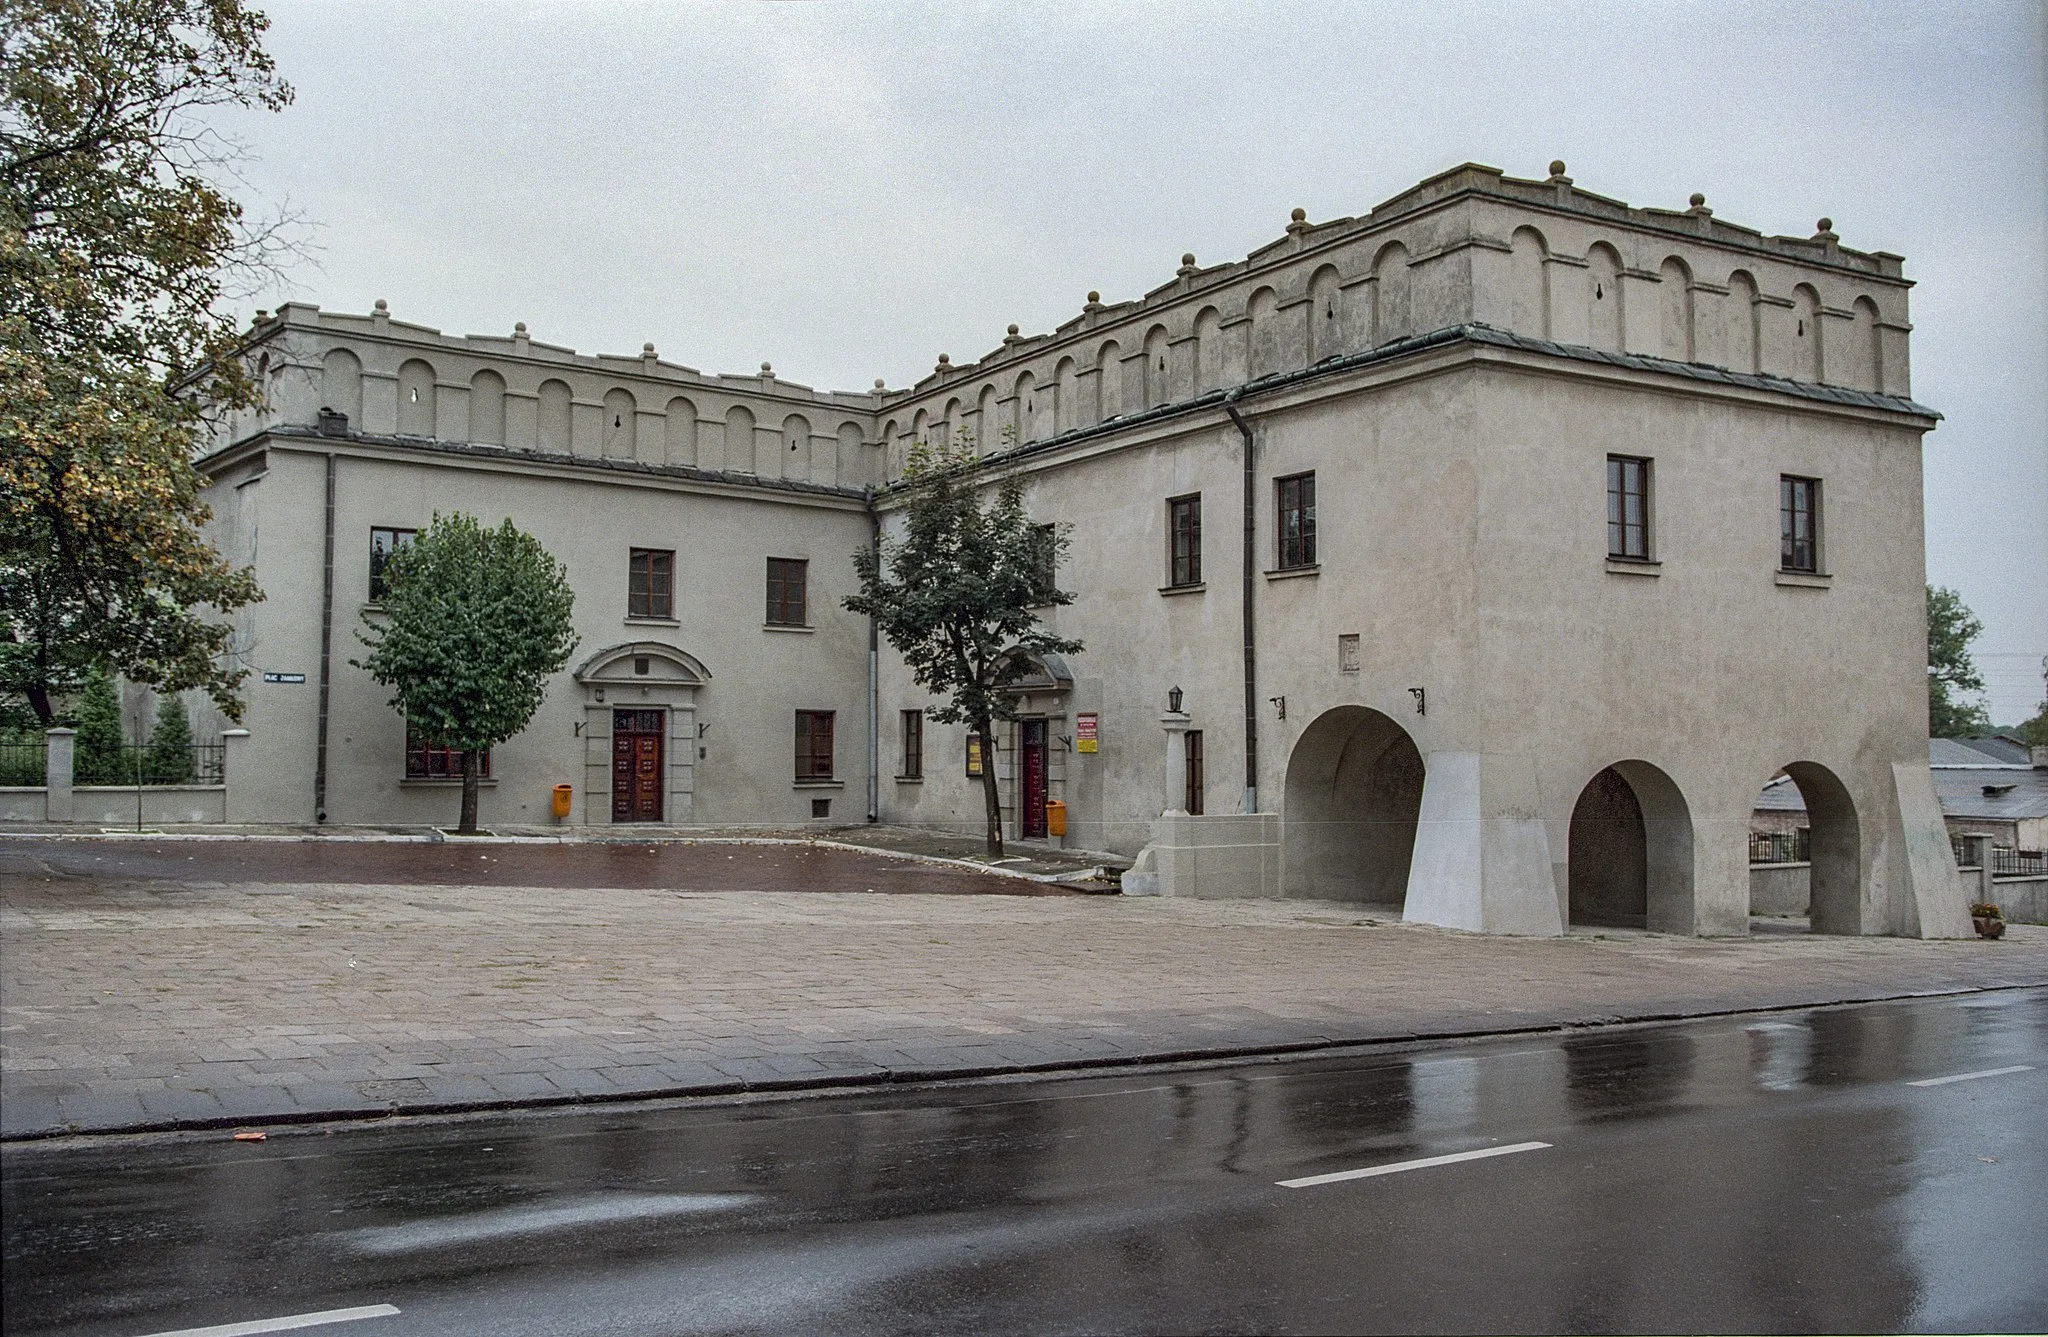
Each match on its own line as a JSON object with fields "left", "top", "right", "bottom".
{"left": 4, "top": 837, "right": 2044, "bottom": 1138}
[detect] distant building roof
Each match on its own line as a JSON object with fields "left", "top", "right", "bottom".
{"left": 1754, "top": 739, "right": 2048, "bottom": 823}
{"left": 1932, "top": 735, "right": 2033, "bottom": 765}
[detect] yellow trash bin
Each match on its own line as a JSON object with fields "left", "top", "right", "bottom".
{"left": 1046, "top": 798, "right": 1067, "bottom": 837}
{"left": 551, "top": 784, "right": 574, "bottom": 819}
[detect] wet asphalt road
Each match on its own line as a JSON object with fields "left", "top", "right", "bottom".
{"left": 0, "top": 840, "right": 1075, "bottom": 895}
{"left": 4, "top": 991, "right": 2043, "bottom": 1336}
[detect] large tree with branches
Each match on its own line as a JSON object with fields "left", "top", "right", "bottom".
{"left": 1, "top": 0, "right": 294, "bottom": 723}
{"left": 847, "top": 440, "right": 1082, "bottom": 856}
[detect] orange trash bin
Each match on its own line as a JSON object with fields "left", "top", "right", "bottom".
{"left": 551, "top": 784, "right": 574, "bottom": 819}
{"left": 1045, "top": 798, "right": 1067, "bottom": 837}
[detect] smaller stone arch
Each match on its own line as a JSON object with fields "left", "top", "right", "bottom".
{"left": 1307, "top": 264, "right": 1344, "bottom": 363}
{"left": 976, "top": 384, "right": 1000, "bottom": 451}
{"left": 1726, "top": 270, "right": 1761, "bottom": 373}
{"left": 1371, "top": 242, "right": 1412, "bottom": 345}
{"left": 603, "top": 387, "right": 638, "bottom": 459}
{"left": 782, "top": 413, "right": 812, "bottom": 481}
{"left": 321, "top": 348, "right": 363, "bottom": 424}
{"left": 1509, "top": 226, "right": 1550, "bottom": 337}
{"left": 537, "top": 378, "right": 573, "bottom": 453}
{"left": 1143, "top": 324, "right": 1172, "bottom": 406}
{"left": 1054, "top": 357, "right": 1078, "bottom": 433}
{"left": 1586, "top": 243, "right": 1624, "bottom": 352}
{"left": 396, "top": 358, "right": 436, "bottom": 436}
{"left": 664, "top": 396, "right": 698, "bottom": 467}
{"left": 1851, "top": 296, "right": 1883, "bottom": 392}
{"left": 469, "top": 369, "right": 506, "bottom": 445}
{"left": 1095, "top": 340, "right": 1124, "bottom": 421}
{"left": 834, "top": 420, "right": 864, "bottom": 487}
{"left": 725, "top": 404, "right": 756, "bottom": 473}
{"left": 1792, "top": 283, "right": 1823, "bottom": 381}
{"left": 1246, "top": 287, "right": 1281, "bottom": 376}
{"left": 1567, "top": 760, "right": 1694, "bottom": 932}
{"left": 1193, "top": 306, "right": 1224, "bottom": 392}
{"left": 1659, "top": 256, "right": 1695, "bottom": 362}
{"left": 1014, "top": 370, "right": 1037, "bottom": 443}
{"left": 939, "top": 398, "right": 960, "bottom": 447}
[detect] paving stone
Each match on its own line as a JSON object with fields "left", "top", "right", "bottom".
{"left": 6, "top": 845, "right": 2047, "bottom": 1135}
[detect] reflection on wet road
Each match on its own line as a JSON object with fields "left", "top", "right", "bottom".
{"left": 5, "top": 990, "right": 2044, "bottom": 1335}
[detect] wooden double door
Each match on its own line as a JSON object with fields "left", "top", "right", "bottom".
{"left": 611, "top": 709, "right": 665, "bottom": 822}
{"left": 1020, "top": 719, "right": 1049, "bottom": 839}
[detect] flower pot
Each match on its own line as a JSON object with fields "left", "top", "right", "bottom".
{"left": 1973, "top": 915, "right": 2006, "bottom": 940}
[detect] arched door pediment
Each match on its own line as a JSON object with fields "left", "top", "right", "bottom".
{"left": 573, "top": 641, "right": 711, "bottom": 687}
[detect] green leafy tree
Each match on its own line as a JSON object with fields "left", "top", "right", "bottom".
{"left": 354, "top": 514, "right": 578, "bottom": 834}
{"left": 1927, "top": 585, "right": 1992, "bottom": 737}
{"left": 72, "top": 670, "right": 123, "bottom": 784}
{"left": 2, "top": 0, "right": 291, "bottom": 724}
{"left": 2017, "top": 658, "right": 2048, "bottom": 748}
{"left": 144, "top": 691, "right": 194, "bottom": 784}
{"left": 846, "top": 439, "right": 1082, "bottom": 856}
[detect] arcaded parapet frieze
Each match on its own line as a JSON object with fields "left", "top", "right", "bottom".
{"left": 219, "top": 299, "right": 889, "bottom": 490}
{"left": 878, "top": 162, "right": 1917, "bottom": 473}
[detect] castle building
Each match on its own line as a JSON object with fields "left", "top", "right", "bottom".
{"left": 196, "top": 162, "right": 1968, "bottom": 937}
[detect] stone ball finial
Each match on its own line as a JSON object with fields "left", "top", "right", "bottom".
{"left": 874, "top": 378, "right": 886, "bottom": 391}
{"left": 1008, "top": 323, "right": 1020, "bottom": 335}
{"left": 1689, "top": 192, "right": 1706, "bottom": 207}
{"left": 760, "top": 361, "right": 772, "bottom": 374}
{"left": 643, "top": 342, "right": 656, "bottom": 355}
{"left": 1087, "top": 290, "right": 1101, "bottom": 303}
{"left": 1816, "top": 217, "right": 1834, "bottom": 233}
{"left": 937, "top": 353, "right": 951, "bottom": 366}
{"left": 514, "top": 321, "right": 527, "bottom": 334}
{"left": 1290, "top": 207, "right": 1307, "bottom": 223}
{"left": 1182, "top": 252, "right": 1196, "bottom": 266}
{"left": 254, "top": 309, "right": 268, "bottom": 322}
{"left": 374, "top": 298, "right": 388, "bottom": 312}
{"left": 1549, "top": 160, "right": 1567, "bottom": 177}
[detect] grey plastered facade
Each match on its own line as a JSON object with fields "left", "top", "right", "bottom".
{"left": 192, "top": 162, "right": 1970, "bottom": 937}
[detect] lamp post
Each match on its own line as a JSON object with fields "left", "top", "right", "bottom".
{"left": 1161, "top": 686, "right": 1192, "bottom": 815}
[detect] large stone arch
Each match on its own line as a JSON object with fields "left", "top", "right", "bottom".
{"left": 1769, "top": 761, "right": 1864, "bottom": 934}
{"left": 1567, "top": 760, "right": 1695, "bottom": 932}
{"left": 1282, "top": 706, "right": 1425, "bottom": 906}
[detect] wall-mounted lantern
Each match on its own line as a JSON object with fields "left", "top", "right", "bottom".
{"left": 1167, "top": 685, "right": 1184, "bottom": 714}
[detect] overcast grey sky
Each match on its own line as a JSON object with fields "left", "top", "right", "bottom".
{"left": 223, "top": 0, "right": 2047, "bottom": 723}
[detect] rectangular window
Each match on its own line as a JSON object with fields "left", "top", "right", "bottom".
{"left": 767, "top": 558, "right": 809, "bottom": 626}
{"left": 1168, "top": 494, "right": 1202, "bottom": 587}
{"left": 1029, "top": 524, "right": 1057, "bottom": 603}
{"left": 1184, "top": 730, "right": 1205, "bottom": 815}
{"left": 629, "top": 548, "right": 674, "bottom": 619}
{"left": 1276, "top": 472, "right": 1316, "bottom": 569}
{"left": 368, "top": 527, "right": 416, "bottom": 601}
{"left": 404, "top": 721, "right": 488, "bottom": 779}
{"left": 900, "top": 709, "right": 924, "bottom": 780}
{"left": 795, "top": 709, "right": 834, "bottom": 780}
{"left": 1607, "top": 456, "right": 1651, "bottom": 559}
{"left": 1780, "top": 475, "right": 1820, "bottom": 573}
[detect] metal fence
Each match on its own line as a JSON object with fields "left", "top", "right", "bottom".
{"left": 74, "top": 743, "right": 225, "bottom": 787}
{"left": 0, "top": 738, "right": 46, "bottom": 787}
{"left": 1993, "top": 847, "right": 2047, "bottom": 877}
{"left": 1749, "top": 829, "right": 1809, "bottom": 865}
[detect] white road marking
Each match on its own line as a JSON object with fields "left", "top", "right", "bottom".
{"left": 1906, "top": 1064, "right": 2034, "bottom": 1087}
{"left": 135, "top": 1304, "right": 400, "bottom": 1337}
{"left": 1278, "top": 1140, "right": 1551, "bottom": 1188}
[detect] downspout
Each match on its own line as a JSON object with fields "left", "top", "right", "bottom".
{"left": 313, "top": 452, "right": 337, "bottom": 822}
{"left": 1223, "top": 389, "right": 1258, "bottom": 813}
{"left": 865, "top": 489, "right": 881, "bottom": 823}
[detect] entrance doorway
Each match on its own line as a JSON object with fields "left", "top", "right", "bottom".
{"left": 611, "top": 709, "right": 665, "bottom": 822}
{"left": 1021, "top": 719, "right": 1049, "bottom": 838}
